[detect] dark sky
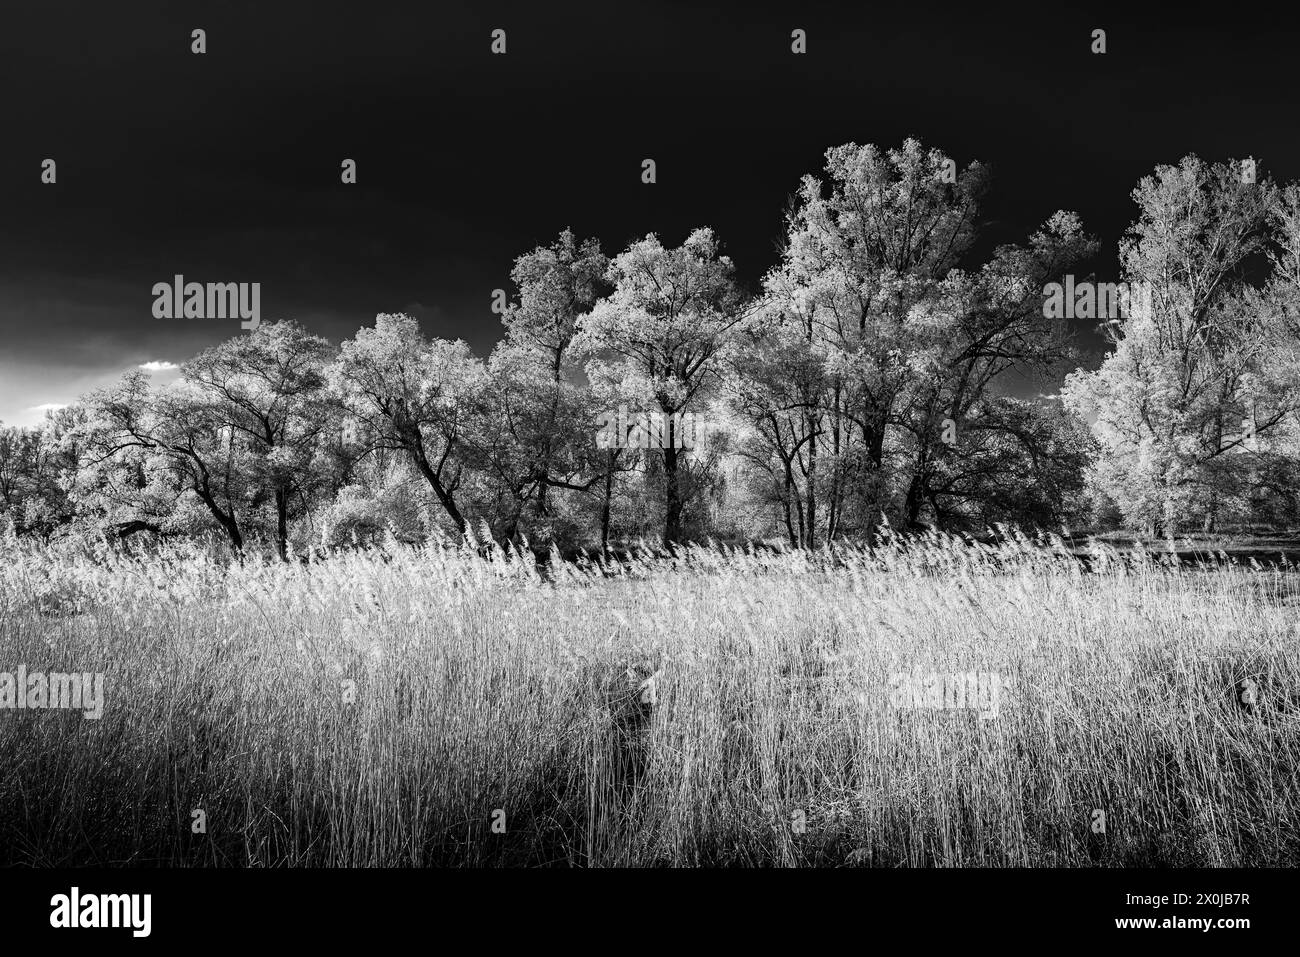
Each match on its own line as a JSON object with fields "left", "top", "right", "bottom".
{"left": 2, "top": 1, "right": 1297, "bottom": 425}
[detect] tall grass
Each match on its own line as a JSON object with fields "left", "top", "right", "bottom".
{"left": 1, "top": 530, "right": 1298, "bottom": 866}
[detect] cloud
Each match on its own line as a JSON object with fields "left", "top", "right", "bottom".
{"left": 29, "top": 403, "right": 68, "bottom": 413}
{"left": 139, "top": 360, "right": 179, "bottom": 373}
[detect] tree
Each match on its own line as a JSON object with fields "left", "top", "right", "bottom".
{"left": 751, "top": 140, "right": 988, "bottom": 542}
{"left": 1062, "top": 155, "right": 1298, "bottom": 534}
{"left": 468, "top": 344, "right": 602, "bottom": 544}
{"left": 0, "top": 425, "right": 39, "bottom": 525}
{"left": 576, "top": 228, "right": 745, "bottom": 544}
{"left": 501, "top": 228, "right": 607, "bottom": 380}
{"left": 74, "top": 372, "right": 252, "bottom": 553}
{"left": 70, "top": 323, "right": 333, "bottom": 556}
{"left": 0, "top": 407, "right": 85, "bottom": 539}
{"left": 468, "top": 229, "right": 608, "bottom": 543}
{"left": 894, "top": 211, "right": 1096, "bottom": 530}
{"left": 913, "top": 397, "right": 1096, "bottom": 532}
{"left": 180, "top": 321, "right": 333, "bottom": 559}
{"left": 331, "top": 313, "right": 484, "bottom": 535}
{"left": 740, "top": 140, "right": 1091, "bottom": 543}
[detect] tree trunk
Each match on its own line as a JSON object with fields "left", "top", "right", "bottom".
{"left": 409, "top": 438, "right": 466, "bottom": 532}
{"left": 904, "top": 474, "right": 924, "bottom": 530}
{"left": 827, "top": 391, "right": 842, "bottom": 544}
{"left": 782, "top": 463, "right": 797, "bottom": 547}
{"left": 220, "top": 514, "right": 243, "bottom": 555}
{"left": 275, "top": 488, "right": 289, "bottom": 561}
{"left": 194, "top": 487, "right": 243, "bottom": 555}
{"left": 600, "top": 450, "right": 616, "bottom": 550}
{"left": 663, "top": 445, "right": 682, "bottom": 545}
{"left": 805, "top": 409, "right": 817, "bottom": 549}
{"left": 904, "top": 449, "right": 929, "bottom": 530}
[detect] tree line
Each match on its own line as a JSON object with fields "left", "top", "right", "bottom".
{"left": 4, "top": 140, "right": 1299, "bottom": 556}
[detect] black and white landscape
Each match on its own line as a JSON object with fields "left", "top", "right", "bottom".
{"left": 1, "top": 3, "right": 1298, "bottom": 888}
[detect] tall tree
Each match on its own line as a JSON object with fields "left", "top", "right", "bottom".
{"left": 753, "top": 140, "right": 988, "bottom": 541}
{"left": 331, "top": 313, "right": 483, "bottom": 535}
{"left": 75, "top": 373, "right": 251, "bottom": 553}
{"left": 181, "top": 320, "right": 333, "bottom": 559}
{"left": 894, "top": 211, "right": 1096, "bottom": 529}
{"left": 1062, "top": 156, "right": 1295, "bottom": 534}
{"left": 576, "top": 228, "right": 744, "bottom": 544}
{"left": 471, "top": 229, "right": 608, "bottom": 540}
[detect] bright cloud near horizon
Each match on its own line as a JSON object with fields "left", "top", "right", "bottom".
{"left": 2, "top": 360, "right": 184, "bottom": 428}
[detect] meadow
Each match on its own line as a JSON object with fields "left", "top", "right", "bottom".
{"left": 1, "top": 530, "right": 1298, "bottom": 867}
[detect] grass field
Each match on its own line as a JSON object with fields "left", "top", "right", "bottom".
{"left": 2, "top": 531, "right": 1298, "bottom": 867}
